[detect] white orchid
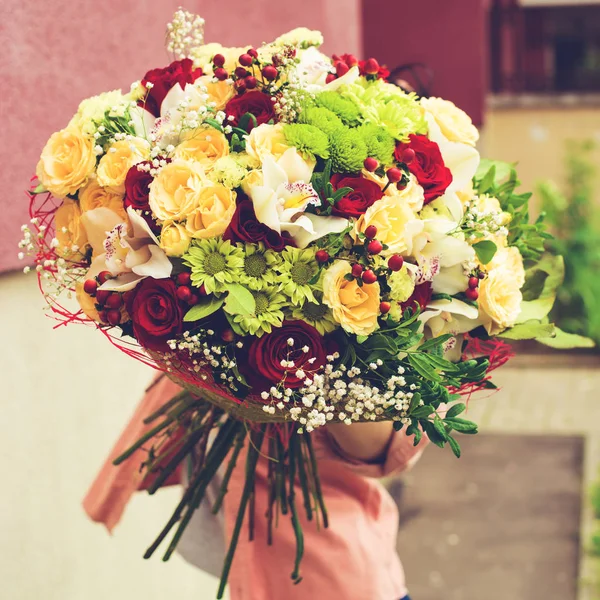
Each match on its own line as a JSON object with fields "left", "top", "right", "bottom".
{"left": 420, "top": 297, "right": 481, "bottom": 339}
{"left": 248, "top": 148, "right": 349, "bottom": 248}
{"left": 80, "top": 206, "right": 172, "bottom": 292}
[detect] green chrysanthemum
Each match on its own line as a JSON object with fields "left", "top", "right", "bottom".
{"left": 183, "top": 237, "right": 244, "bottom": 294}
{"left": 314, "top": 91, "right": 362, "bottom": 127}
{"left": 357, "top": 123, "right": 395, "bottom": 165}
{"left": 282, "top": 124, "right": 330, "bottom": 161}
{"left": 329, "top": 128, "right": 368, "bottom": 173}
{"left": 291, "top": 295, "right": 338, "bottom": 335}
{"left": 238, "top": 243, "right": 281, "bottom": 291}
{"left": 299, "top": 106, "right": 344, "bottom": 138}
{"left": 276, "top": 247, "right": 321, "bottom": 306}
{"left": 387, "top": 265, "right": 415, "bottom": 303}
{"left": 232, "top": 287, "right": 287, "bottom": 336}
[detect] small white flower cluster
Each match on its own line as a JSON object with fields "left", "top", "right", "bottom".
{"left": 463, "top": 194, "right": 509, "bottom": 242}
{"left": 272, "top": 60, "right": 306, "bottom": 123}
{"left": 166, "top": 8, "right": 205, "bottom": 59}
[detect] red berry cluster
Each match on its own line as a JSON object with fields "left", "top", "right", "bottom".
{"left": 362, "top": 157, "right": 405, "bottom": 192}
{"left": 465, "top": 274, "right": 483, "bottom": 301}
{"left": 213, "top": 48, "right": 282, "bottom": 92}
{"left": 174, "top": 271, "right": 202, "bottom": 305}
{"left": 83, "top": 271, "right": 124, "bottom": 326}
{"left": 328, "top": 54, "right": 388, "bottom": 83}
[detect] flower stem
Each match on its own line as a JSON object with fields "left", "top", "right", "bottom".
{"left": 211, "top": 428, "right": 246, "bottom": 514}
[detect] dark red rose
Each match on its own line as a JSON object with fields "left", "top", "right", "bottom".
{"left": 140, "top": 58, "right": 203, "bottom": 117}
{"left": 401, "top": 281, "right": 433, "bottom": 313}
{"left": 126, "top": 278, "right": 183, "bottom": 351}
{"left": 223, "top": 197, "right": 293, "bottom": 252}
{"left": 395, "top": 134, "right": 452, "bottom": 204}
{"left": 247, "top": 320, "right": 327, "bottom": 391}
{"left": 124, "top": 164, "right": 152, "bottom": 211}
{"left": 330, "top": 173, "right": 383, "bottom": 218}
{"left": 225, "top": 91, "right": 277, "bottom": 132}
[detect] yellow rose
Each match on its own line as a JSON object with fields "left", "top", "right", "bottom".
{"left": 478, "top": 246, "right": 525, "bottom": 335}
{"left": 160, "top": 222, "right": 191, "bottom": 257}
{"left": 322, "top": 261, "right": 380, "bottom": 336}
{"left": 355, "top": 196, "right": 425, "bottom": 256}
{"left": 245, "top": 124, "right": 290, "bottom": 165}
{"left": 79, "top": 179, "right": 127, "bottom": 220}
{"left": 175, "top": 126, "right": 229, "bottom": 171}
{"left": 197, "top": 76, "right": 235, "bottom": 110}
{"left": 421, "top": 97, "right": 479, "bottom": 146}
{"left": 149, "top": 159, "right": 205, "bottom": 222}
{"left": 361, "top": 170, "right": 425, "bottom": 213}
{"left": 36, "top": 127, "right": 96, "bottom": 198}
{"left": 75, "top": 281, "right": 100, "bottom": 322}
{"left": 186, "top": 184, "right": 237, "bottom": 239}
{"left": 55, "top": 199, "right": 88, "bottom": 259}
{"left": 96, "top": 138, "right": 150, "bottom": 194}
{"left": 241, "top": 169, "right": 264, "bottom": 196}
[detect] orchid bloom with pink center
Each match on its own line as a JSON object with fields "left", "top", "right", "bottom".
{"left": 81, "top": 206, "right": 172, "bottom": 292}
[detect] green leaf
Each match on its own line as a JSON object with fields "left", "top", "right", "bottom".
{"left": 419, "top": 333, "right": 454, "bottom": 351}
{"left": 536, "top": 327, "right": 595, "bottom": 349}
{"left": 223, "top": 284, "right": 256, "bottom": 316}
{"left": 433, "top": 415, "right": 449, "bottom": 441}
{"left": 237, "top": 112, "right": 258, "bottom": 132}
{"left": 472, "top": 240, "right": 498, "bottom": 265}
{"left": 356, "top": 335, "right": 368, "bottom": 344}
{"left": 445, "top": 417, "right": 478, "bottom": 433}
{"left": 445, "top": 403, "right": 466, "bottom": 419}
{"left": 475, "top": 159, "right": 514, "bottom": 184}
{"left": 330, "top": 186, "right": 354, "bottom": 203}
{"left": 183, "top": 296, "right": 224, "bottom": 322}
{"left": 408, "top": 353, "right": 440, "bottom": 381}
{"left": 499, "top": 320, "right": 555, "bottom": 340}
{"left": 204, "top": 118, "right": 224, "bottom": 132}
{"left": 448, "top": 436, "right": 461, "bottom": 458}
{"left": 411, "top": 405, "right": 434, "bottom": 419}
{"left": 32, "top": 183, "right": 47, "bottom": 194}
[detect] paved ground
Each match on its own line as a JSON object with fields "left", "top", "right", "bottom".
{"left": 390, "top": 354, "right": 600, "bottom": 600}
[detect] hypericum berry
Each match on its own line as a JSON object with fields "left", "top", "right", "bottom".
{"left": 95, "top": 289, "right": 111, "bottom": 306}
{"left": 106, "top": 309, "right": 121, "bottom": 326}
{"left": 235, "top": 79, "right": 247, "bottom": 92}
{"left": 238, "top": 53, "right": 253, "bottom": 67}
{"left": 272, "top": 54, "right": 284, "bottom": 67}
{"left": 315, "top": 249, "right": 330, "bottom": 264}
{"left": 367, "top": 239, "right": 383, "bottom": 255}
{"left": 213, "top": 53, "right": 226, "bottom": 68}
{"left": 234, "top": 66, "right": 249, "bottom": 79}
{"left": 351, "top": 263, "right": 364, "bottom": 278}
{"left": 97, "top": 270, "right": 111, "bottom": 284}
{"left": 388, "top": 254, "right": 404, "bottom": 272}
{"left": 176, "top": 286, "right": 193, "bottom": 303}
{"left": 188, "top": 294, "right": 199, "bottom": 306}
{"left": 478, "top": 271, "right": 486, "bottom": 280}
{"left": 335, "top": 61, "right": 349, "bottom": 77}
{"left": 262, "top": 65, "right": 278, "bottom": 81}
{"left": 221, "top": 329, "right": 235, "bottom": 343}
{"left": 380, "top": 301, "right": 391, "bottom": 314}
{"left": 363, "top": 58, "right": 380, "bottom": 75}
{"left": 98, "top": 310, "right": 108, "bottom": 323}
{"left": 402, "top": 148, "right": 416, "bottom": 164}
{"left": 325, "top": 73, "right": 337, "bottom": 84}
{"left": 386, "top": 167, "right": 402, "bottom": 183}
{"left": 362, "top": 269, "right": 378, "bottom": 284}
{"left": 247, "top": 48, "right": 258, "bottom": 59}
{"left": 104, "top": 293, "right": 123, "bottom": 309}
{"left": 177, "top": 272, "right": 191, "bottom": 286}
{"left": 465, "top": 288, "right": 479, "bottom": 301}
{"left": 83, "top": 279, "right": 98, "bottom": 296}
{"left": 344, "top": 54, "right": 358, "bottom": 67}
{"left": 214, "top": 67, "right": 228, "bottom": 81}
{"left": 468, "top": 276, "right": 479, "bottom": 289}
{"left": 363, "top": 157, "right": 379, "bottom": 172}
{"left": 364, "top": 225, "right": 378, "bottom": 239}
{"left": 245, "top": 76, "right": 257, "bottom": 89}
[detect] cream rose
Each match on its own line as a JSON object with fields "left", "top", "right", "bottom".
{"left": 174, "top": 126, "right": 229, "bottom": 171}
{"left": 361, "top": 170, "right": 425, "bottom": 213}
{"left": 36, "top": 127, "right": 96, "bottom": 198}
{"left": 96, "top": 138, "right": 150, "bottom": 194}
{"left": 186, "top": 184, "right": 236, "bottom": 239}
{"left": 149, "top": 159, "right": 205, "bottom": 222}
{"left": 160, "top": 222, "right": 191, "bottom": 257}
{"left": 55, "top": 199, "right": 89, "bottom": 259}
{"left": 478, "top": 246, "right": 525, "bottom": 335}
{"left": 245, "top": 124, "right": 290, "bottom": 165}
{"left": 355, "top": 196, "right": 426, "bottom": 256}
{"left": 421, "top": 97, "right": 479, "bottom": 146}
{"left": 197, "top": 76, "right": 235, "bottom": 110}
{"left": 79, "top": 179, "right": 127, "bottom": 220}
{"left": 322, "top": 261, "right": 380, "bottom": 336}
{"left": 241, "top": 169, "right": 264, "bottom": 196}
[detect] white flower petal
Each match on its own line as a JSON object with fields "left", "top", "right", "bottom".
{"left": 292, "top": 213, "right": 349, "bottom": 249}
{"left": 99, "top": 272, "right": 144, "bottom": 292}
{"left": 325, "top": 66, "right": 360, "bottom": 91}
{"left": 129, "top": 105, "right": 156, "bottom": 140}
{"left": 432, "top": 264, "right": 469, "bottom": 295}
{"left": 250, "top": 187, "right": 282, "bottom": 233}
{"left": 276, "top": 148, "right": 315, "bottom": 183}
{"left": 131, "top": 245, "right": 173, "bottom": 279}
{"left": 80, "top": 208, "right": 125, "bottom": 255}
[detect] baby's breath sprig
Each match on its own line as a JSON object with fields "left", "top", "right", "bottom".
{"left": 165, "top": 8, "right": 205, "bottom": 60}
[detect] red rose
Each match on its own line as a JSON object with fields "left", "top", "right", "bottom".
{"left": 330, "top": 173, "right": 383, "bottom": 218}
{"left": 246, "top": 321, "right": 327, "bottom": 391}
{"left": 358, "top": 60, "right": 390, "bottom": 80}
{"left": 123, "top": 163, "right": 160, "bottom": 233}
{"left": 395, "top": 134, "right": 452, "bottom": 204}
{"left": 140, "top": 59, "right": 203, "bottom": 117}
{"left": 225, "top": 91, "right": 277, "bottom": 132}
{"left": 223, "top": 197, "right": 293, "bottom": 251}
{"left": 126, "top": 278, "right": 183, "bottom": 351}
{"left": 401, "top": 281, "right": 433, "bottom": 313}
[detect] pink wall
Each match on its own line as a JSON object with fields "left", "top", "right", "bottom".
{"left": 0, "top": 0, "right": 361, "bottom": 273}
{"left": 362, "top": 0, "right": 489, "bottom": 126}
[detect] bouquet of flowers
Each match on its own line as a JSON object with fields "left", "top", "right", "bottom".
{"left": 22, "top": 9, "right": 577, "bottom": 598}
